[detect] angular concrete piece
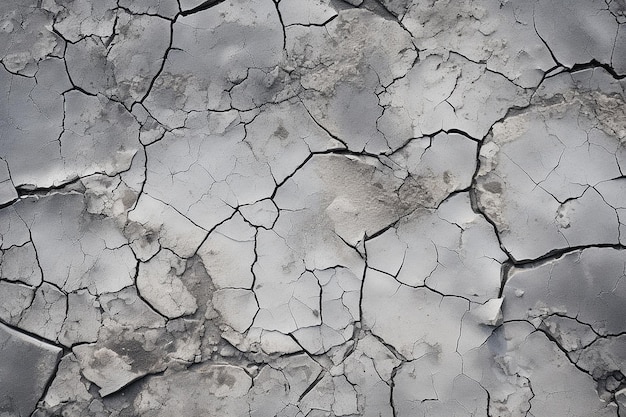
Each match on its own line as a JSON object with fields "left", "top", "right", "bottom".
{"left": 0, "top": 323, "right": 62, "bottom": 416}
{"left": 73, "top": 344, "right": 148, "bottom": 397}
{"left": 504, "top": 247, "right": 626, "bottom": 336}
{"left": 366, "top": 193, "right": 506, "bottom": 302}
{"left": 137, "top": 249, "right": 198, "bottom": 319}
{"left": 288, "top": 9, "right": 417, "bottom": 153}
{"left": 43, "top": 353, "right": 91, "bottom": 408}
{"left": 15, "top": 193, "right": 136, "bottom": 295}
{"left": 0, "top": 1, "right": 63, "bottom": 76}
{"left": 476, "top": 69, "right": 626, "bottom": 260}
{"left": 400, "top": 0, "right": 554, "bottom": 88}
{"left": 362, "top": 269, "right": 468, "bottom": 360}
{"left": 131, "top": 364, "right": 252, "bottom": 416}
{"left": 378, "top": 53, "right": 530, "bottom": 141}
{"left": 197, "top": 213, "right": 256, "bottom": 289}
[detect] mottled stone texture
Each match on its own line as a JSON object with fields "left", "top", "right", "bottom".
{"left": 1, "top": 0, "right": 625, "bottom": 416}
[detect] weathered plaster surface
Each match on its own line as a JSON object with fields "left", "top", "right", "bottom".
{"left": 1, "top": 0, "right": 626, "bottom": 416}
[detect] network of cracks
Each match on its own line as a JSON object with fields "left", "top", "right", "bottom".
{"left": 1, "top": 0, "right": 626, "bottom": 416}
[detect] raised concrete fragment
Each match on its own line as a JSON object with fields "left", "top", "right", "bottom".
{"left": 476, "top": 70, "right": 626, "bottom": 260}
{"left": 0, "top": 323, "right": 62, "bottom": 416}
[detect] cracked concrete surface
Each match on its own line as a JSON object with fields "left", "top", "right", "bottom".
{"left": 0, "top": 0, "right": 625, "bottom": 416}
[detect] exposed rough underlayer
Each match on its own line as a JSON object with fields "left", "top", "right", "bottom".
{"left": 1, "top": 0, "right": 626, "bottom": 416}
